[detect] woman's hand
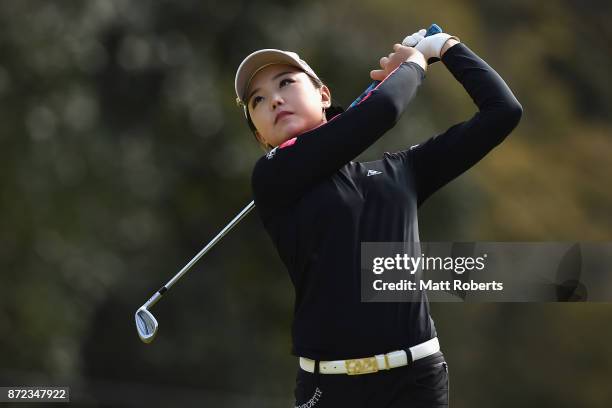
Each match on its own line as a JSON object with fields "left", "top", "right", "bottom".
{"left": 370, "top": 44, "right": 427, "bottom": 82}
{"left": 416, "top": 33, "right": 461, "bottom": 64}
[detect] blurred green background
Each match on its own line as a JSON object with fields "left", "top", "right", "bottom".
{"left": 1, "top": 0, "right": 611, "bottom": 406}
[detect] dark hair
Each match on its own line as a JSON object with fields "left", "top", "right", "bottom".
{"left": 245, "top": 74, "right": 344, "bottom": 152}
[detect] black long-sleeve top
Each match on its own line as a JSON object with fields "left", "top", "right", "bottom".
{"left": 251, "top": 43, "right": 522, "bottom": 360}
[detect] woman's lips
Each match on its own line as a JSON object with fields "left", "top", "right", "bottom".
{"left": 275, "top": 111, "right": 293, "bottom": 124}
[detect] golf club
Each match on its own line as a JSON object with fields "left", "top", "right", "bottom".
{"left": 349, "top": 23, "right": 441, "bottom": 108}
{"left": 135, "top": 200, "right": 255, "bottom": 343}
{"left": 136, "top": 23, "right": 443, "bottom": 344}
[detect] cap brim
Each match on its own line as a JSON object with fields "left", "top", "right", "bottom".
{"left": 235, "top": 49, "right": 303, "bottom": 104}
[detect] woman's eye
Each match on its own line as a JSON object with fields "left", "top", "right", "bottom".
{"left": 251, "top": 95, "right": 263, "bottom": 108}
{"left": 251, "top": 79, "right": 294, "bottom": 109}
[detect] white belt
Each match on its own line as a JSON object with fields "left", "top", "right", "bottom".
{"left": 299, "top": 337, "right": 440, "bottom": 375}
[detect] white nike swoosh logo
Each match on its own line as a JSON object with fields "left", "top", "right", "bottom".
{"left": 367, "top": 170, "right": 382, "bottom": 176}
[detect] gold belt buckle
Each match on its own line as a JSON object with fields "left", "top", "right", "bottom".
{"left": 345, "top": 356, "right": 379, "bottom": 375}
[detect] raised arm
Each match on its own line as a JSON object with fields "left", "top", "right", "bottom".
{"left": 252, "top": 50, "right": 426, "bottom": 221}
{"left": 407, "top": 41, "right": 523, "bottom": 207}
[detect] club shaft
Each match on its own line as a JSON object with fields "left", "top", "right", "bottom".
{"left": 166, "top": 199, "right": 255, "bottom": 289}
{"left": 349, "top": 23, "right": 442, "bottom": 109}
{"left": 144, "top": 200, "right": 256, "bottom": 309}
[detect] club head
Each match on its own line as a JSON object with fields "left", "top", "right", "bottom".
{"left": 135, "top": 307, "right": 158, "bottom": 343}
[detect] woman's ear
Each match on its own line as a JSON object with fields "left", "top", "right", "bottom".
{"left": 320, "top": 85, "right": 332, "bottom": 109}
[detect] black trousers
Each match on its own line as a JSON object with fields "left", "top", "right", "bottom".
{"left": 293, "top": 351, "right": 449, "bottom": 408}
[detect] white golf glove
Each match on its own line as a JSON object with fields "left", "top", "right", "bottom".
{"left": 402, "top": 28, "right": 426, "bottom": 47}
{"left": 415, "top": 32, "right": 457, "bottom": 64}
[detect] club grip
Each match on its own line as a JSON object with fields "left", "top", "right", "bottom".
{"left": 348, "top": 23, "right": 442, "bottom": 108}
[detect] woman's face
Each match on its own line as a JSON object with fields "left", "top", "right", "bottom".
{"left": 246, "top": 64, "right": 331, "bottom": 148}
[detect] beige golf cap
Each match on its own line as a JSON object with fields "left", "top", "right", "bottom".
{"left": 235, "top": 49, "right": 320, "bottom": 116}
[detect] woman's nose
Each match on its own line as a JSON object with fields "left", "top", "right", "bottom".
{"left": 271, "top": 94, "right": 284, "bottom": 110}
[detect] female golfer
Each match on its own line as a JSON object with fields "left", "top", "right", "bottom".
{"left": 234, "top": 28, "right": 521, "bottom": 407}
